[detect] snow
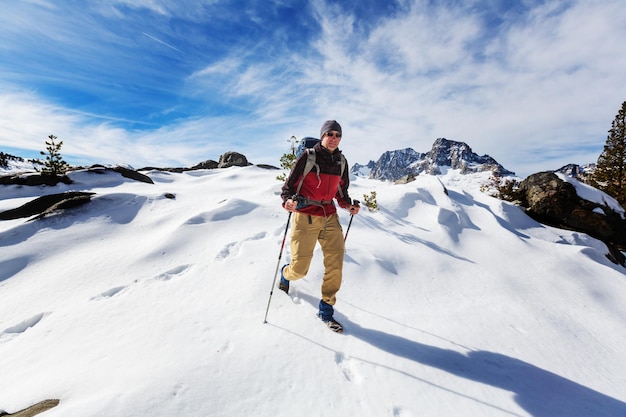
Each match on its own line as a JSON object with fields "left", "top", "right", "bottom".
{"left": 0, "top": 166, "right": 625, "bottom": 417}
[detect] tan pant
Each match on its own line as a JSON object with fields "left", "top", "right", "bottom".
{"left": 283, "top": 212, "right": 344, "bottom": 305}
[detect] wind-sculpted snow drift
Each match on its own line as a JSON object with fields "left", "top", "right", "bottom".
{"left": 0, "top": 165, "right": 624, "bottom": 417}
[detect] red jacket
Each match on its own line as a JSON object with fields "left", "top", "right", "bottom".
{"left": 281, "top": 144, "right": 352, "bottom": 217}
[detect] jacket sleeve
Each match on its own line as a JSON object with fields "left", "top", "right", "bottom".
{"left": 280, "top": 154, "right": 307, "bottom": 204}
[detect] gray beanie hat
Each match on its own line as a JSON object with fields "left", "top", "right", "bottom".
{"left": 320, "top": 120, "right": 342, "bottom": 138}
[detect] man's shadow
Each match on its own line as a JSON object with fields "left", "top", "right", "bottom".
{"left": 295, "top": 292, "right": 624, "bottom": 417}
{"left": 344, "top": 317, "right": 625, "bottom": 417}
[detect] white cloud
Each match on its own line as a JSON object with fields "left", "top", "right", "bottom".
{"left": 293, "top": 0, "right": 626, "bottom": 175}
{"left": 2, "top": 0, "right": 626, "bottom": 176}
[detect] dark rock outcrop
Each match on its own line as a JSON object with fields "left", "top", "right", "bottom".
{"left": 218, "top": 152, "right": 250, "bottom": 168}
{"left": 518, "top": 172, "right": 626, "bottom": 265}
{"left": 190, "top": 160, "right": 219, "bottom": 170}
{"left": 111, "top": 166, "right": 153, "bottom": 184}
{"left": 0, "top": 192, "right": 95, "bottom": 220}
{"left": 0, "top": 398, "right": 59, "bottom": 417}
{"left": 84, "top": 165, "right": 154, "bottom": 184}
{"left": 0, "top": 174, "right": 72, "bottom": 186}
{"left": 138, "top": 166, "right": 185, "bottom": 173}
{"left": 1, "top": 166, "right": 154, "bottom": 186}
{"left": 256, "top": 164, "right": 280, "bottom": 170}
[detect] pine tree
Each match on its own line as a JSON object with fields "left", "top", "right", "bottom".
{"left": 593, "top": 102, "right": 626, "bottom": 207}
{"left": 39, "top": 135, "right": 69, "bottom": 177}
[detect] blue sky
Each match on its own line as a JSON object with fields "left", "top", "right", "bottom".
{"left": 1, "top": 0, "right": 625, "bottom": 177}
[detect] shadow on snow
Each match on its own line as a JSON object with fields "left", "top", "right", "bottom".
{"left": 346, "top": 318, "right": 625, "bottom": 417}
{"left": 288, "top": 293, "right": 625, "bottom": 417}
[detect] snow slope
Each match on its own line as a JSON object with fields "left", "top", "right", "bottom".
{"left": 0, "top": 166, "right": 625, "bottom": 417}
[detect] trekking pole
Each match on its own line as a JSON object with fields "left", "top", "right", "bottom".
{"left": 263, "top": 196, "right": 297, "bottom": 324}
{"left": 344, "top": 199, "right": 360, "bottom": 242}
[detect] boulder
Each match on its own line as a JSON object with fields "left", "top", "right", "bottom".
{"left": 218, "top": 152, "right": 250, "bottom": 168}
{"left": 518, "top": 172, "right": 626, "bottom": 265}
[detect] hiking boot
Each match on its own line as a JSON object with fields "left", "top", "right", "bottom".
{"left": 278, "top": 264, "right": 290, "bottom": 294}
{"left": 318, "top": 300, "right": 343, "bottom": 333}
{"left": 320, "top": 316, "right": 344, "bottom": 333}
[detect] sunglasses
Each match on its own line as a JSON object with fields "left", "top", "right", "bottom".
{"left": 325, "top": 131, "right": 342, "bottom": 138}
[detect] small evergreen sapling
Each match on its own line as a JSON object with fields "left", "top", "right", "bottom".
{"left": 276, "top": 152, "right": 296, "bottom": 182}
{"left": 276, "top": 136, "right": 298, "bottom": 182}
{"left": 39, "top": 135, "right": 69, "bottom": 177}
{"left": 362, "top": 191, "right": 378, "bottom": 212}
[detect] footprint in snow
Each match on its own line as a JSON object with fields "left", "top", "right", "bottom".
{"left": 249, "top": 231, "right": 268, "bottom": 241}
{"left": 334, "top": 352, "right": 363, "bottom": 384}
{"left": 393, "top": 407, "right": 414, "bottom": 417}
{"left": 153, "top": 264, "right": 191, "bottom": 281}
{"left": 215, "top": 241, "right": 240, "bottom": 260}
{"left": 215, "top": 232, "right": 268, "bottom": 261}
{"left": 0, "top": 312, "right": 47, "bottom": 342}
{"left": 91, "top": 286, "right": 126, "bottom": 300}
{"left": 90, "top": 266, "right": 190, "bottom": 300}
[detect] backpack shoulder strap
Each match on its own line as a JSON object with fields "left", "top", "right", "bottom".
{"left": 340, "top": 154, "right": 346, "bottom": 177}
{"left": 295, "top": 150, "right": 347, "bottom": 200}
{"left": 295, "top": 148, "right": 320, "bottom": 196}
{"left": 336, "top": 154, "right": 347, "bottom": 199}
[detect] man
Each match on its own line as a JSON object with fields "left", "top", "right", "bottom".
{"left": 280, "top": 120, "right": 360, "bottom": 333}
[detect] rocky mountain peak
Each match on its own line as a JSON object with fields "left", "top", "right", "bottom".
{"left": 354, "top": 138, "right": 513, "bottom": 181}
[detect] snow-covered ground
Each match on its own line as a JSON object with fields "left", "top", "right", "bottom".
{"left": 0, "top": 165, "right": 625, "bottom": 417}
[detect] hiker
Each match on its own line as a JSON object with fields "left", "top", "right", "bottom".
{"left": 279, "top": 120, "right": 360, "bottom": 332}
